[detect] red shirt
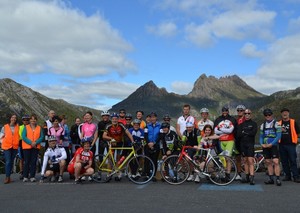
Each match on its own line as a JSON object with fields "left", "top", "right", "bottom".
{"left": 105, "top": 123, "right": 127, "bottom": 143}
{"left": 72, "top": 147, "right": 93, "bottom": 163}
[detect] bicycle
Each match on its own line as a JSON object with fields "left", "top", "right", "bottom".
{"left": 92, "top": 141, "right": 155, "bottom": 184}
{"left": 0, "top": 148, "right": 5, "bottom": 174}
{"left": 160, "top": 146, "right": 237, "bottom": 186}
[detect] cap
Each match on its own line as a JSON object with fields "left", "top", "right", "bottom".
{"left": 280, "top": 108, "right": 289, "bottom": 113}
{"left": 263, "top": 108, "right": 273, "bottom": 116}
{"left": 150, "top": 112, "right": 157, "bottom": 117}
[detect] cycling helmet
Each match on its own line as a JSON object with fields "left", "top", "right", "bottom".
{"left": 163, "top": 114, "right": 171, "bottom": 120}
{"left": 221, "top": 106, "right": 229, "bottom": 112}
{"left": 101, "top": 110, "right": 110, "bottom": 116}
{"left": 236, "top": 104, "right": 246, "bottom": 111}
{"left": 161, "top": 122, "right": 170, "bottom": 129}
{"left": 81, "top": 137, "right": 92, "bottom": 145}
{"left": 22, "top": 114, "right": 30, "bottom": 120}
{"left": 186, "top": 122, "right": 194, "bottom": 127}
{"left": 150, "top": 112, "right": 157, "bottom": 117}
{"left": 200, "top": 108, "right": 209, "bottom": 114}
{"left": 48, "top": 135, "right": 57, "bottom": 142}
{"left": 263, "top": 108, "right": 273, "bottom": 116}
{"left": 125, "top": 113, "right": 132, "bottom": 119}
{"left": 132, "top": 119, "right": 141, "bottom": 124}
{"left": 110, "top": 112, "right": 119, "bottom": 118}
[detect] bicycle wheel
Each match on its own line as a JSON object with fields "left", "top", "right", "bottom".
{"left": 126, "top": 155, "right": 155, "bottom": 184}
{"left": 0, "top": 160, "right": 5, "bottom": 174}
{"left": 206, "top": 155, "right": 237, "bottom": 186}
{"left": 92, "top": 154, "right": 114, "bottom": 183}
{"left": 160, "top": 155, "right": 190, "bottom": 185}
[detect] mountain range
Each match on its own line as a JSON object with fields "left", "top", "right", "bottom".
{"left": 0, "top": 74, "right": 299, "bottom": 126}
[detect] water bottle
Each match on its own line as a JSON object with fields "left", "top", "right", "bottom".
{"left": 117, "top": 156, "right": 125, "bottom": 165}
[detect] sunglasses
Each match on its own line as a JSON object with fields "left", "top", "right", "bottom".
{"left": 237, "top": 110, "right": 244, "bottom": 112}
{"left": 245, "top": 113, "right": 251, "bottom": 115}
{"left": 22, "top": 119, "right": 29, "bottom": 121}
{"left": 126, "top": 118, "right": 131, "bottom": 121}
{"left": 264, "top": 113, "right": 272, "bottom": 116}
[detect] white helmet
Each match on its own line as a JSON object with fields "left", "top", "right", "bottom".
{"left": 200, "top": 108, "right": 209, "bottom": 114}
{"left": 101, "top": 110, "right": 110, "bottom": 116}
{"left": 236, "top": 105, "right": 246, "bottom": 111}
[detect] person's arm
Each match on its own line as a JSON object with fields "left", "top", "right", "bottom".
{"left": 176, "top": 123, "right": 182, "bottom": 139}
{"left": 75, "top": 154, "right": 81, "bottom": 163}
{"left": 85, "top": 153, "right": 93, "bottom": 169}
{"left": 270, "top": 123, "right": 282, "bottom": 146}
{"left": 35, "top": 127, "right": 45, "bottom": 145}
{"left": 125, "top": 129, "right": 134, "bottom": 144}
{"left": 91, "top": 127, "right": 98, "bottom": 147}
{"left": 219, "top": 124, "right": 234, "bottom": 134}
{"left": 57, "top": 148, "right": 67, "bottom": 161}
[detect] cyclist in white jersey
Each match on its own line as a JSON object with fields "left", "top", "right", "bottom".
{"left": 197, "top": 108, "right": 214, "bottom": 132}
{"left": 40, "top": 135, "right": 67, "bottom": 183}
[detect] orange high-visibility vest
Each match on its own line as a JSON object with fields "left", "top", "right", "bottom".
{"left": 278, "top": 119, "right": 298, "bottom": 144}
{"left": 22, "top": 125, "right": 41, "bottom": 149}
{"left": 2, "top": 124, "right": 20, "bottom": 150}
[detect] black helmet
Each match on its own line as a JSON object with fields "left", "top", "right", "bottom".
{"left": 163, "top": 114, "right": 171, "bottom": 120}
{"left": 222, "top": 106, "right": 229, "bottom": 112}
{"left": 263, "top": 108, "right": 273, "bottom": 116}
{"left": 125, "top": 113, "right": 132, "bottom": 119}
{"left": 161, "top": 122, "right": 170, "bottom": 129}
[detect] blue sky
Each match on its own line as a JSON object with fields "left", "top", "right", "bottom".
{"left": 1, "top": 0, "right": 300, "bottom": 110}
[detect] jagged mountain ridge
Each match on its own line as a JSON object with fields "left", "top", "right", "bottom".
{"left": 0, "top": 78, "right": 100, "bottom": 125}
{"left": 188, "top": 74, "right": 265, "bottom": 100}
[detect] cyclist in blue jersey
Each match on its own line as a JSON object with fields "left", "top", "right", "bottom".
{"left": 259, "top": 108, "right": 282, "bottom": 186}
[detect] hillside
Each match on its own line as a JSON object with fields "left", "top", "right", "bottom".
{"left": 0, "top": 78, "right": 101, "bottom": 125}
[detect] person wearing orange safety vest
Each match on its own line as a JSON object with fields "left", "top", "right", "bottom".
{"left": 22, "top": 114, "right": 44, "bottom": 183}
{"left": 0, "top": 114, "right": 20, "bottom": 184}
{"left": 278, "top": 108, "right": 300, "bottom": 183}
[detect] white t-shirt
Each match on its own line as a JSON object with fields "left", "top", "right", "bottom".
{"left": 197, "top": 119, "right": 214, "bottom": 131}
{"left": 177, "top": 115, "right": 195, "bottom": 135}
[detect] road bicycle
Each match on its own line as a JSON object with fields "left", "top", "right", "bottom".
{"left": 92, "top": 141, "right": 155, "bottom": 184}
{"left": 160, "top": 146, "right": 237, "bottom": 186}
{"left": 0, "top": 149, "right": 5, "bottom": 174}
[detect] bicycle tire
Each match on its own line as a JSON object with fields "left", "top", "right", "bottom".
{"left": 160, "top": 155, "right": 190, "bottom": 185}
{"left": 0, "top": 159, "right": 5, "bottom": 174}
{"left": 126, "top": 155, "right": 155, "bottom": 184}
{"left": 92, "top": 154, "right": 114, "bottom": 183}
{"left": 206, "top": 155, "right": 237, "bottom": 186}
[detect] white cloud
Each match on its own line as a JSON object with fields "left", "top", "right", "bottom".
{"left": 146, "top": 21, "right": 178, "bottom": 38}
{"left": 170, "top": 81, "right": 193, "bottom": 94}
{"left": 243, "top": 33, "right": 300, "bottom": 94}
{"left": 240, "top": 42, "right": 265, "bottom": 58}
{"left": 288, "top": 16, "right": 300, "bottom": 33}
{"left": 184, "top": 10, "right": 275, "bottom": 47}
{"left": 0, "top": 0, "right": 135, "bottom": 77}
{"left": 32, "top": 80, "right": 139, "bottom": 109}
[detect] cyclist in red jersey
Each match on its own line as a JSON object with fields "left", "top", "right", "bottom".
{"left": 102, "top": 113, "right": 135, "bottom": 180}
{"left": 67, "top": 138, "right": 94, "bottom": 184}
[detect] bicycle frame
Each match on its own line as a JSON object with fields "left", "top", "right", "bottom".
{"left": 98, "top": 144, "right": 139, "bottom": 176}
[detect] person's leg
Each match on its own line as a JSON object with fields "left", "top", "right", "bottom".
{"left": 286, "top": 145, "right": 299, "bottom": 180}
{"left": 29, "top": 149, "right": 39, "bottom": 179}
{"left": 22, "top": 149, "right": 30, "bottom": 180}
{"left": 279, "top": 144, "right": 291, "bottom": 180}
{"left": 3, "top": 149, "right": 13, "bottom": 182}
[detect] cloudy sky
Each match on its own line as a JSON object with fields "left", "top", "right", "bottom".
{"left": 1, "top": 0, "right": 300, "bottom": 110}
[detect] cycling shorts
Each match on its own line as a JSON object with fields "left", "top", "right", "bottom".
{"left": 241, "top": 143, "right": 255, "bottom": 157}
{"left": 47, "top": 163, "right": 60, "bottom": 173}
{"left": 220, "top": 140, "right": 235, "bottom": 157}
{"left": 263, "top": 146, "right": 279, "bottom": 159}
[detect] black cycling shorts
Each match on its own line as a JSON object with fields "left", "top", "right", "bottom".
{"left": 235, "top": 140, "right": 241, "bottom": 154}
{"left": 47, "top": 163, "right": 60, "bottom": 173}
{"left": 263, "top": 146, "right": 279, "bottom": 159}
{"left": 241, "top": 143, "right": 255, "bottom": 157}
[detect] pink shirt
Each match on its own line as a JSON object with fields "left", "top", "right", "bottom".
{"left": 81, "top": 122, "right": 97, "bottom": 138}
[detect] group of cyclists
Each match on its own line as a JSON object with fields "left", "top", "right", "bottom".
{"left": 1, "top": 103, "right": 300, "bottom": 185}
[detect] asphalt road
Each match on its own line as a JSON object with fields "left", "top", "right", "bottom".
{"left": 0, "top": 172, "right": 299, "bottom": 213}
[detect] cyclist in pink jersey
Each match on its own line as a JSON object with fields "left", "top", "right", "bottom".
{"left": 80, "top": 111, "right": 98, "bottom": 148}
